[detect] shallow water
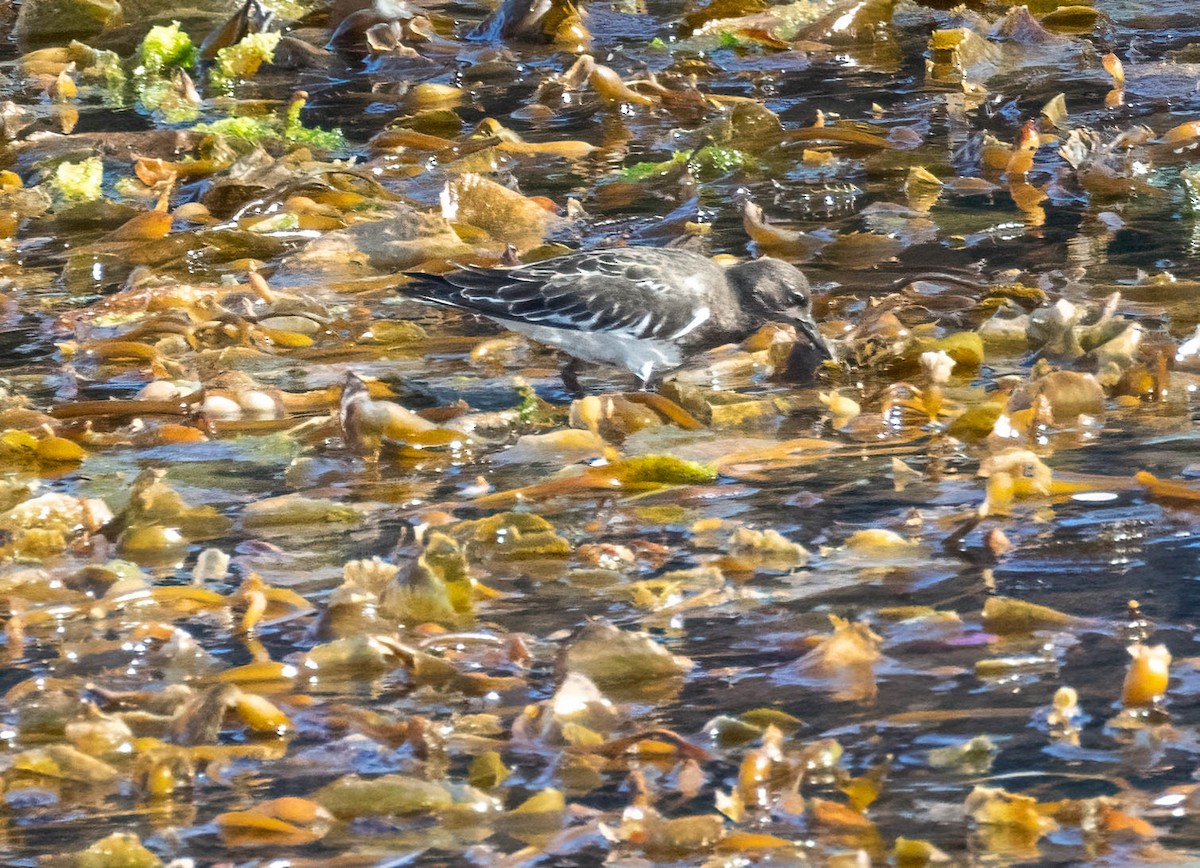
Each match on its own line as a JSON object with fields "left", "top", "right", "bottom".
{"left": 4, "top": 0, "right": 1200, "bottom": 864}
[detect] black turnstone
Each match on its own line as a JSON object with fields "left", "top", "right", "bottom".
{"left": 401, "top": 247, "right": 831, "bottom": 390}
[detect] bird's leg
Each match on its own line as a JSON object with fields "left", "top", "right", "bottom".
{"left": 560, "top": 357, "right": 585, "bottom": 398}
{"left": 636, "top": 362, "right": 655, "bottom": 392}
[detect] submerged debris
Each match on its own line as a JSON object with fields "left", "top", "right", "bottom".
{"left": 0, "top": 0, "right": 1199, "bottom": 863}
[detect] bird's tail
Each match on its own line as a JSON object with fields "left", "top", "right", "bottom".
{"left": 397, "top": 271, "right": 469, "bottom": 308}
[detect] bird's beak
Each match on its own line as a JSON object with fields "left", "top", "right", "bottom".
{"left": 784, "top": 305, "right": 833, "bottom": 360}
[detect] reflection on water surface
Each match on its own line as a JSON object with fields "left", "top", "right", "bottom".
{"left": 2, "top": 0, "right": 1200, "bottom": 863}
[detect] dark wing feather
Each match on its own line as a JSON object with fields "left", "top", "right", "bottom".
{"left": 400, "top": 249, "right": 721, "bottom": 341}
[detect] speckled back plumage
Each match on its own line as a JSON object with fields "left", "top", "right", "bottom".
{"left": 401, "top": 246, "right": 824, "bottom": 384}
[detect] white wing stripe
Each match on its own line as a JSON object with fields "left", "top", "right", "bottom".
{"left": 668, "top": 305, "right": 711, "bottom": 340}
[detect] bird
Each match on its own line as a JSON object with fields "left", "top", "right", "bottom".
{"left": 400, "top": 246, "right": 831, "bottom": 392}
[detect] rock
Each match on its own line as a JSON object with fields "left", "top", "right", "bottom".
{"left": 300, "top": 205, "right": 472, "bottom": 270}
{"left": 16, "top": 0, "right": 121, "bottom": 46}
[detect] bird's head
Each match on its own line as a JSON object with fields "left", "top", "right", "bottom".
{"left": 727, "top": 257, "right": 832, "bottom": 360}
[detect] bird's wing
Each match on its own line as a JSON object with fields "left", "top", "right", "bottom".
{"left": 402, "top": 251, "right": 714, "bottom": 342}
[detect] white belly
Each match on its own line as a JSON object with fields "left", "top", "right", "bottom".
{"left": 500, "top": 320, "right": 682, "bottom": 382}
